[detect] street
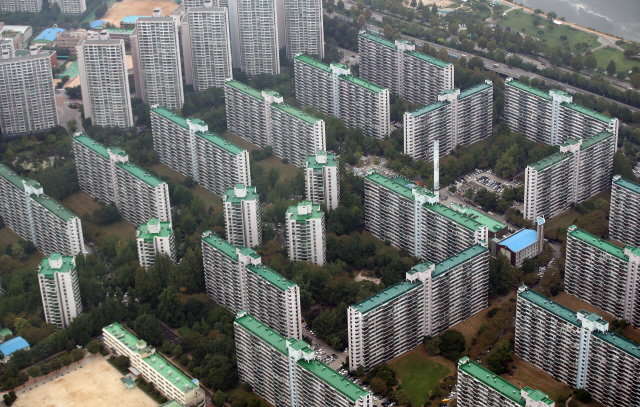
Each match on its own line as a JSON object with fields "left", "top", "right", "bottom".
{"left": 55, "top": 90, "right": 82, "bottom": 131}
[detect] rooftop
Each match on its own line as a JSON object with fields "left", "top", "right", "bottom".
{"left": 103, "top": 323, "right": 151, "bottom": 355}
{"left": 409, "top": 101, "right": 448, "bottom": 117}
{"left": 453, "top": 205, "right": 506, "bottom": 233}
{"left": 142, "top": 353, "right": 197, "bottom": 393}
{"left": 73, "top": 134, "right": 109, "bottom": 159}
{"left": 121, "top": 15, "right": 148, "bottom": 24}
{"left": 195, "top": 131, "right": 244, "bottom": 155}
{"left": 0, "top": 337, "right": 29, "bottom": 357}
{"left": 306, "top": 152, "right": 338, "bottom": 169}
{"left": 499, "top": 229, "right": 538, "bottom": 253}
{"left": 271, "top": 103, "right": 321, "bottom": 125}
{"left": 225, "top": 80, "right": 264, "bottom": 101}
{"left": 33, "top": 27, "right": 65, "bottom": 43}
{"left": 339, "top": 75, "right": 385, "bottom": 93}
{"left": 359, "top": 31, "right": 396, "bottom": 49}
{"left": 246, "top": 264, "right": 297, "bottom": 292}
{"left": 151, "top": 106, "right": 188, "bottom": 129}
{"left": 433, "top": 244, "right": 488, "bottom": 278}
{"left": 518, "top": 288, "right": 580, "bottom": 327}
{"left": 201, "top": 232, "right": 238, "bottom": 261}
{"left": 116, "top": 162, "right": 164, "bottom": 188}
{"left": 580, "top": 131, "right": 614, "bottom": 151}
{"left": 592, "top": 329, "right": 640, "bottom": 360}
{"left": 365, "top": 172, "right": 430, "bottom": 201}
{"left": 287, "top": 202, "right": 324, "bottom": 221}
{"left": 294, "top": 54, "right": 332, "bottom": 73}
{"left": 506, "top": 79, "right": 551, "bottom": 100}
{"left": 426, "top": 203, "right": 484, "bottom": 232}
{"left": 351, "top": 281, "right": 422, "bottom": 315}
{"left": 561, "top": 102, "right": 614, "bottom": 124}
{"left": 235, "top": 313, "right": 288, "bottom": 355}
{"left": 0, "top": 163, "right": 25, "bottom": 191}
{"left": 224, "top": 185, "right": 259, "bottom": 203}
{"left": 404, "top": 50, "right": 449, "bottom": 68}
{"left": 297, "top": 359, "right": 369, "bottom": 402}
{"left": 458, "top": 81, "right": 492, "bottom": 99}
{"left": 530, "top": 151, "right": 570, "bottom": 172}
{"left": 523, "top": 388, "right": 554, "bottom": 405}
{"left": 38, "top": 255, "right": 75, "bottom": 276}
{"left": 458, "top": 357, "right": 525, "bottom": 405}
{"left": 136, "top": 220, "right": 173, "bottom": 241}
{"left": 568, "top": 226, "right": 629, "bottom": 261}
{"left": 30, "top": 194, "right": 76, "bottom": 222}
{"left": 613, "top": 176, "right": 640, "bottom": 195}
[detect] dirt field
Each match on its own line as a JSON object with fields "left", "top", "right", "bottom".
{"left": 14, "top": 357, "right": 157, "bottom": 407}
{"left": 101, "top": 0, "right": 180, "bottom": 25}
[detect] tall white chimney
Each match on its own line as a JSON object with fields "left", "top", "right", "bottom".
{"left": 434, "top": 139, "right": 440, "bottom": 201}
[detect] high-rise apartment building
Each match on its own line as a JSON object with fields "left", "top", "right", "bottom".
{"left": 0, "top": 164, "right": 84, "bottom": 257}
{"left": 235, "top": 0, "right": 280, "bottom": 76}
{"left": 348, "top": 244, "right": 489, "bottom": 371}
{"left": 516, "top": 286, "right": 640, "bottom": 407}
{"left": 358, "top": 31, "right": 454, "bottom": 105}
{"left": 77, "top": 31, "right": 134, "bottom": 128}
{"left": 365, "top": 171, "right": 489, "bottom": 263}
{"left": 235, "top": 312, "right": 372, "bottom": 407}
{"left": 150, "top": 106, "right": 250, "bottom": 195}
{"left": 564, "top": 225, "right": 640, "bottom": 327}
{"left": 293, "top": 54, "right": 349, "bottom": 117}
{"left": 609, "top": 175, "right": 640, "bottom": 247}
{"left": 286, "top": 201, "right": 325, "bottom": 266}
{"left": 283, "top": 0, "right": 323, "bottom": 59}
{"left": 136, "top": 219, "right": 176, "bottom": 270}
{"left": 305, "top": 151, "right": 339, "bottom": 211}
{"left": 225, "top": 79, "right": 326, "bottom": 167}
{"left": 0, "top": 48, "right": 58, "bottom": 136}
{"left": 223, "top": 184, "right": 262, "bottom": 248}
{"left": 523, "top": 131, "right": 615, "bottom": 220}
{"left": 54, "top": 0, "right": 86, "bottom": 14}
{"left": 404, "top": 81, "right": 493, "bottom": 160}
{"left": 202, "top": 231, "right": 301, "bottom": 339}
{"left": 504, "top": 77, "right": 619, "bottom": 146}
{"left": 457, "top": 357, "right": 554, "bottom": 407}
{"left": 131, "top": 9, "right": 183, "bottom": 110}
{"left": 0, "top": 0, "right": 41, "bottom": 12}
{"left": 73, "top": 133, "right": 172, "bottom": 226}
{"left": 0, "top": 38, "right": 15, "bottom": 55}
{"left": 182, "top": 1, "right": 232, "bottom": 91}
{"left": 38, "top": 254, "right": 83, "bottom": 330}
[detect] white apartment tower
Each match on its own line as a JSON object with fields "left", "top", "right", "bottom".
{"left": 202, "top": 231, "right": 301, "bottom": 339}
{"left": 404, "top": 81, "right": 493, "bottom": 160}
{"left": 235, "top": 312, "right": 372, "bottom": 407}
{"left": 0, "top": 48, "right": 58, "bottom": 136}
{"left": 286, "top": 201, "right": 325, "bottom": 266}
{"left": 136, "top": 219, "right": 176, "bottom": 270}
{"left": 54, "top": 0, "right": 86, "bottom": 14}
{"left": 305, "top": 151, "right": 340, "bottom": 211}
{"left": 348, "top": 244, "right": 489, "bottom": 371}
{"left": 73, "top": 133, "right": 172, "bottom": 226}
{"left": 609, "top": 175, "right": 640, "bottom": 247}
{"left": 283, "top": 0, "right": 324, "bottom": 59}
{"left": 182, "top": 1, "right": 232, "bottom": 91}
{"left": 294, "top": 54, "right": 350, "bottom": 117}
{"left": 150, "top": 106, "right": 250, "bottom": 195}
{"left": 0, "top": 164, "right": 85, "bottom": 257}
{"left": 504, "top": 77, "right": 619, "bottom": 146}
{"left": 0, "top": 0, "right": 42, "bottom": 12}
{"left": 77, "top": 31, "right": 134, "bottom": 128}
{"left": 235, "top": 0, "right": 280, "bottom": 76}
{"left": 131, "top": 9, "right": 184, "bottom": 110}
{"left": 38, "top": 254, "right": 83, "bottom": 330}
{"left": 223, "top": 184, "right": 262, "bottom": 248}
{"left": 523, "top": 131, "right": 615, "bottom": 220}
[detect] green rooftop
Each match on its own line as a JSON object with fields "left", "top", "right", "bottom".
{"left": 136, "top": 219, "right": 173, "bottom": 242}
{"left": 458, "top": 81, "right": 492, "bottom": 99}
{"left": 294, "top": 54, "right": 332, "bottom": 73}
{"left": 246, "top": 264, "right": 297, "bottom": 292}
{"left": 530, "top": 151, "right": 571, "bottom": 172}
{"left": 404, "top": 50, "right": 449, "bottom": 68}
{"left": 561, "top": 102, "right": 614, "bottom": 124}
{"left": 352, "top": 281, "right": 422, "bottom": 314}
{"left": 30, "top": 194, "right": 76, "bottom": 222}
{"left": 365, "top": 172, "right": 429, "bottom": 201}
{"left": 286, "top": 202, "right": 324, "bottom": 221}
{"left": 105, "top": 28, "right": 133, "bottom": 34}
{"left": 359, "top": 31, "right": 396, "bottom": 49}
{"left": 0, "top": 328, "right": 11, "bottom": 337}
{"left": 454, "top": 205, "right": 506, "bottom": 234}
{"left": 151, "top": 106, "right": 188, "bottom": 129}
{"left": 116, "top": 162, "right": 164, "bottom": 188}
{"left": 38, "top": 254, "right": 75, "bottom": 276}
{"left": 306, "top": 151, "right": 338, "bottom": 169}
{"left": 0, "top": 163, "right": 25, "bottom": 191}
{"left": 593, "top": 329, "right": 640, "bottom": 360}
{"left": 73, "top": 134, "right": 109, "bottom": 160}
{"left": 339, "top": 75, "right": 385, "bottom": 93}
{"left": 518, "top": 288, "right": 580, "bottom": 327}
{"left": 201, "top": 231, "right": 238, "bottom": 261}
{"left": 235, "top": 313, "right": 288, "bottom": 355}
{"left": 458, "top": 357, "right": 525, "bottom": 405}
{"left": 506, "top": 79, "right": 552, "bottom": 100}
{"left": 103, "top": 323, "right": 151, "bottom": 355}
{"left": 568, "top": 226, "right": 630, "bottom": 261}
{"left": 297, "top": 359, "right": 369, "bottom": 402}
{"left": 426, "top": 203, "right": 484, "bottom": 232}
{"left": 142, "top": 353, "right": 197, "bottom": 394}
{"left": 195, "top": 131, "right": 244, "bottom": 155}
{"left": 271, "top": 103, "right": 321, "bottom": 125}
{"left": 224, "top": 185, "right": 259, "bottom": 203}
{"left": 409, "top": 101, "right": 448, "bottom": 117}
{"left": 613, "top": 176, "right": 640, "bottom": 195}
{"left": 433, "top": 244, "right": 488, "bottom": 278}
{"left": 580, "top": 131, "right": 614, "bottom": 150}
{"left": 522, "top": 388, "right": 554, "bottom": 405}
{"left": 225, "top": 80, "right": 264, "bottom": 100}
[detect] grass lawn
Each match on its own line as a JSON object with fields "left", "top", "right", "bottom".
{"left": 544, "top": 189, "right": 611, "bottom": 237}
{"left": 226, "top": 387, "right": 274, "bottom": 407}
{"left": 99, "top": 219, "right": 137, "bottom": 240}
{"left": 62, "top": 191, "right": 103, "bottom": 218}
{"left": 591, "top": 47, "right": 640, "bottom": 75}
{"left": 0, "top": 227, "right": 44, "bottom": 269}
{"left": 388, "top": 345, "right": 453, "bottom": 406}
{"left": 150, "top": 163, "right": 187, "bottom": 183}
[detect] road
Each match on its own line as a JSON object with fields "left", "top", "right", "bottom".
{"left": 159, "top": 321, "right": 181, "bottom": 345}
{"left": 55, "top": 90, "right": 82, "bottom": 130}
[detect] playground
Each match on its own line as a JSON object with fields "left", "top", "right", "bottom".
{"left": 100, "top": 0, "right": 180, "bottom": 25}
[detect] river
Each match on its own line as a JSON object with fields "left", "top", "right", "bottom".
{"left": 519, "top": 0, "right": 640, "bottom": 43}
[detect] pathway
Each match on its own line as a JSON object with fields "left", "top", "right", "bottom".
{"left": 353, "top": 270, "right": 381, "bottom": 284}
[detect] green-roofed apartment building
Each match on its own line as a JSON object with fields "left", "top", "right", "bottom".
{"left": 364, "top": 171, "right": 489, "bottom": 263}
{"left": 610, "top": 175, "right": 640, "bottom": 247}
{"left": 0, "top": 164, "right": 84, "bottom": 256}
{"left": 348, "top": 244, "right": 489, "bottom": 371}
{"left": 38, "top": 254, "right": 83, "bottom": 329}
{"left": 293, "top": 54, "right": 390, "bottom": 139}
{"left": 457, "top": 357, "right": 554, "bottom": 407}
{"left": 136, "top": 218, "right": 176, "bottom": 269}
{"left": 404, "top": 81, "right": 493, "bottom": 161}
{"left": 202, "top": 231, "right": 301, "bottom": 339}
{"left": 286, "top": 201, "right": 325, "bottom": 266}
{"left": 72, "top": 133, "right": 172, "bottom": 226}
{"left": 565, "top": 225, "right": 640, "bottom": 327}
{"left": 223, "top": 184, "right": 262, "bottom": 248}
{"left": 504, "top": 77, "right": 619, "bottom": 146}
{"left": 150, "top": 106, "right": 250, "bottom": 196}
{"left": 523, "top": 131, "right": 615, "bottom": 220}
{"left": 358, "top": 30, "right": 454, "bottom": 106}
{"left": 234, "top": 312, "right": 372, "bottom": 407}
{"left": 224, "top": 79, "right": 326, "bottom": 167}
{"left": 516, "top": 286, "right": 640, "bottom": 407}
{"left": 305, "top": 151, "right": 340, "bottom": 210}
{"left": 102, "top": 322, "right": 205, "bottom": 406}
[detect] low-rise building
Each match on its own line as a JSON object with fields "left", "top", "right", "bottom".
{"left": 55, "top": 29, "right": 86, "bottom": 54}
{"left": 305, "top": 151, "right": 340, "bottom": 211}
{"left": 136, "top": 219, "right": 176, "bottom": 269}
{"left": 0, "top": 337, "right": 30, "bottom": 363}
{"left": 496, "top": 226, "right": 543, "bottom": 267}
{"left": 223, "top": 184, "right": 261, "bottom": 248}
{"left": 609, "top": 175, "right": 640, "bottom": 247}
{"left": 286, "top": 201, "right": 326, "bottom": 266}
{"left": 0, "top": 25, "right": 32, "bottom": 50}
{"left": 38, "top": 254, "right": 83, "bottom": 330}
{"left": 32, "top": 27, "right": 65, "bottom": 47}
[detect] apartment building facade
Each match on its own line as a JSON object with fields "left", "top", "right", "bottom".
{"left": 136, "top": 219, "right": 176, "bottom": 270}
{"left": 235, "top": 0, "right": 280, "bottom": 76}
{"left": 225, "top": 79, "right": 326, "bottom": 167}
{"left": 358, "top": 31, "right": 453, "bottom": 105}
{"left": 404, "top": 81, "right": 493, "bottom": 160}
{"left": 515, "top": 286, "right": 640, "bottom": 407}
{"left": 283, "top": 0, "right": 324, "bottom": 59}
{"left": 73, "top": 133, "right": 171, "bottom": 226}
{"left": 54, "top": 0, "right": 85, "bottom": 14}
{"left": 223, "top": 184, "right": 262, "bottom": 248}
{"left": 202, "top": 231, "right": 301, "bottom": 339}
{"left": 0, "top": 164, "right": 84, "bottom": 257}
{"left": 348, "top": 244, "right": 489, "bottom": 371}
{"left": 235, "top": 312, "right": 372, "bottom": 407}
{"left": 182, "top": 1, "right": 232, "bottom": 91}
{"left": 523, "top": 131, "right": 615, "bottom": 220}
{"left": 286, "top": 201, "right": 325, "bottom": 266}
{"left": 0, "top": 48, "right": 58, "bottom": 136}
{"left": 293, "top": 54, "right": 348, "bottom": 117}
{"left": 0, "top": 0, "right": 41, "bottom": 12}
{"left": 565, "top": 225, "right": 640, "bottom": 327}
{"left": 504, "top": 77, "right": 619, "bottom": 146}
{"left": 609, "top": 175, "right": 640, "bottom": 247}
{"left": 56, "top": 29, "right": 86, "bottom": 54}
{"left": 77, "top": 31, "right": 134, "bottom": 128}
{"left": 150, "top": 106, "right": 250, "bottom": 195}
{"left": 38, "top": 254, "right": 83, "bottom": 330}
{"left": 305, "top": 151, "right": 340, "bottom": 211}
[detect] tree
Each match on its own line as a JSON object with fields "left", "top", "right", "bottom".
{"left": 71, "top": 348, "right": 85, "bottom": 362}
{"left": 489, "top": 254, "right": 514, "bottom": 296}
{"left": 478, "top": 37, "right": 488, "bottom": 49}
{"left": 618, "top": 70, "right": 627, "bottom": 80}
{"left": 486, "top": 340, "right": 512, "bottom": 374}
{"left": 370, "top": 377, "right": 387, "bottom": 393}
{"left": 358, "top": 14, "right": 366, "bottom": 27}
{"left": 10, "top": 242, "right": 26, "bottom": 261}
{"left": 87, "top": 340, "right": 101, "bottom": 354}
{"left": 613, "top": 151, "right": 635, "bottom": 180}
{"left": 570, "top": 55, "right": 584, "bottom": 71}
{"left": 439, "top": 330, "right": 466, "bottom": 361}
{"left": 133, "top": 313, "right": 164, "bottom": 346}
{"left": 575, "top": 389, "right": 592, "bottom": 403}
{"left": 431, "top": 3, "right": 438, "bottom": 15}
{"left": 449, "top": 22, "right": 459, "bottom": 34}
{"left": 468, "top": 56, "right": 484, "bottom": 70}
{"left": 584, "top": 54, "right": 597, "bottom": 71}
{"left": 213, "top": 390, "right": 226, "bottom": 407}
{"left": 395, "top": 389, "right": 411, "bottom": 405}
{"left": 464, "top": 188, "right": 474, "bottom": 200}
{"left": 349, "top": 5, "right": 357, "bottom": 15}
{"left": 606, "top": 59, "right": 617, "bottom": 76}
{"left": 50, "top": 358, "right": 62, "bottom": 372}
{"left": 424, "top": 336, "right": 441, "bottom": 355}
{"left": 337, "top": 0, "right": 344, "bottom": 9}
{"left": 27, "top": 365, "right": 41, "bottom": 381}
{"left": 522, "top": 258, "right": 536, "bottom": 274}
{"left": 157, "top": 286, "right": 184, "bottom": 327}
{"left": 546, "top": 11, "right": 557, "bottom": 20}
{"left": 364, "top": 8, "right": 372, "bottom": 19}
{"left": 65, "top": 85, "right": 81, "bottom": 98}
{"left": 631, "top": 73, "right": 640, "bottom": 89}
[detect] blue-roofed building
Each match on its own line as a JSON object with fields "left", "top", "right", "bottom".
{"left": 120, "top": 16, "right": 148, "bottom": 28}
{"left": 497, "top": 229, "right": 540, "bottom": 266}
{"left": 32, "top": 27, "right": 65, "bottom": 46}
{"left": 90, "top": 20, "right": 105, "bottom": 29}
{"left": 0, "top": 337, "right": 30, "bottom": 362}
